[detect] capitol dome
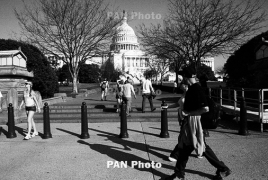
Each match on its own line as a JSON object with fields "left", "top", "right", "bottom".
{"left": 116, "top": 17, "right": 136, "bottom": 36}
{"left": 111, "top": 15, "right": 139, "bottom": 51}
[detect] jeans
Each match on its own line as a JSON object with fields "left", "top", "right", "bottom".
{"left": 122, "top": 96, "right": 132, "bottom": 115}
{"left": 174, "top": 137, "right": 229, "bottom": 178}
{"left": 142, "top": 93, "right": 154, "bottom": 111}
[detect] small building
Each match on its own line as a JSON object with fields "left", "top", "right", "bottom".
{"left": 252, "top": 38, "right": 268, "bottom": 70}
{"left": 0, "top": 50, "right": 33, "bottom": 124}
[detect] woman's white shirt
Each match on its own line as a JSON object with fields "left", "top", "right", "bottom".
{"left": 24, "top": 91, "right": 36, "bottom": 107}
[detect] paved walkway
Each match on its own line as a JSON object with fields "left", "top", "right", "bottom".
{"left": 1, "top": 92, "right": 268, "bottom": 180}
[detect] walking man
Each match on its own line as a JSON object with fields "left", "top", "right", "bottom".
{"left": 100, "top": 78, "right": 109, "bottom": 101}
{"left": 141, "top": 76, "right": 156, "bottom": 113}
{"left": 165, "top": 65, "right": 231, "bottom": 180}
{"left": 122, "top": 80, "right": 136, "bottom": 117}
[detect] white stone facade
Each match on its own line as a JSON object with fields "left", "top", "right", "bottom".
{"left": 109, "top": 16, "right": 150, "bottom": 78}
{"left": 201, "top": 57, "right": 215, "bottom": 71}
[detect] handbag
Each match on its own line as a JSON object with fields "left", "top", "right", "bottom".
{"left": 150, "top": 86, "right": 156, "bottom": 99}
{"left": 150, "top": 91, "right": 156, "bottom": 99}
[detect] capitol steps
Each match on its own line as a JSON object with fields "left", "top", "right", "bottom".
{"left": 23, "top": 98, "right": 180, "bottom": 123}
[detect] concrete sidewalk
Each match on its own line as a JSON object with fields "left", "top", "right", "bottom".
{"left": 1, "top": 121, "right": 268, "bottom": 180}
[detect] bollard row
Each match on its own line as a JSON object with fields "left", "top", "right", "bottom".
{"left": 160, "top": 100, "right": 169, "bottom": 138}
{"left": 43, "top": 102, "right": 52, "bottom": 139}
{"left": 6, "top": 101, "right": 171, "bottom": 139}
{"left": 238, "top": 97, "right": 249, "bottom": 136}
{"left": 81, "top": 102, "right": 90, "bottom": 139}
{"left": 7, "top": 103, "right": 17, "bottom": 138}
{"left": 119, "top": 101, "right": 129, "bottom": 138}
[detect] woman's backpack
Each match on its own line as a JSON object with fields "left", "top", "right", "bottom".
{"left": 201, "top": 97, "right": 221, "bottom": 129}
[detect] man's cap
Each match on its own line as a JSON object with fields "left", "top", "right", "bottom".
{"left": 182, "top": 66, "right": 196, "bottom": 78}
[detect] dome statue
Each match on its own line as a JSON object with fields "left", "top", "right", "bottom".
{"left": 112, "top": 12, "right": 139, "bottom": 46}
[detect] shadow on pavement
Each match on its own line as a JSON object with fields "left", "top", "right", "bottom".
{"left": 78, "top": 139, "right": 171, "bottom": 178}
{"left": 149, "top": 127, "right": 180, "bottom": 134}
{"left": 86, "top": 128, "right": 213, "bottom": 179}
{"left": 56, "top": 128, "right": 81, "bottom": 138}
{"left": 127, "top": 128, "right": 160, "bottom": 138}
{"left": 89, "top": 128, "right": 172, "bottom": 159}
{"left": 78, "top": 129, "right": 174, "bottom": 178}
{"left": 155, "top": 97, "right": 180, "bottom": 103}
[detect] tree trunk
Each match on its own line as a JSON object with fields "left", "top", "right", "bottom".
{"left": 72, "top": 74, "right": 78, "bottom": 94}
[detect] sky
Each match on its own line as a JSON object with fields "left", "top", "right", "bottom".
{"left": 1, "top": 0, "right": 268, "bottom": 70}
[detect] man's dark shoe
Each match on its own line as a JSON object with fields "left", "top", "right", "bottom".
{"left": 164, "top": 173, "right": 184, "bottom": 180}
{"left": 213, "top": 169, "right": 231, "bottom": 180}
{"left": 151, "top": 108, "right": 156, "bottom": 112}
{"left": 142, "top": 111, "right": 145, "bottom": 113}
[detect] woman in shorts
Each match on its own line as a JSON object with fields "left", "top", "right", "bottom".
{"left": 19, "top": 81, "right": 41, "bottom": 140}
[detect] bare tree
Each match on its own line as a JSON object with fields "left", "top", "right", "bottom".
{"left": 147, "top": 57, "right": 170, "bottom": 85}
{"left": 138, "top": 25, "right": 186, "bottom": 84}
{"left": 15, "top": 0, "right": 122, "bottom": 93}
{"left": 139, "top": 0, "right": 267, "bottom": 71}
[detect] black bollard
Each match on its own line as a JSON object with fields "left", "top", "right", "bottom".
{"left": 43, "top": 102, "right": 52, "bottom": 139}
{"left": 238, "top": 97, "right": 249, "bottom": 135}
{"left": 7, "top": 103, "right": 17, "bottom": 138}
{"left": 81, "top": 102, "right": 90, "bottom": 139}
{"left": 119, "top": 101, "right": 129, "bottom": 138}
{"left": 160, "top": 100, "right": 169, "bottom": 138}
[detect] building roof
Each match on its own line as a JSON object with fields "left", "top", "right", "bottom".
{"left": 0, "top": 50, "right": 27, "bottom": 59}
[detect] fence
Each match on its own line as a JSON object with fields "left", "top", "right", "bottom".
{"left": 207, "top": 87, "right": 268, "bottom": 132}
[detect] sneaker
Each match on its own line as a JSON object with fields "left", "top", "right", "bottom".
{"left": 165, "top": 173, "right": 184, "bottom": 180}
{"left": 213, "top": 169, "right": 231, "bottom": 180}
{"left": 24, "top": 134, "right": 31, "bottom": 140}
{"left": 31, "top": 132, "right": 38, "bottom": 138}
{"left": 151, "top": 108, "right": 156, "bottom": 112}
{"left": 168, "top": 156, "right": 177, "bottom": 162}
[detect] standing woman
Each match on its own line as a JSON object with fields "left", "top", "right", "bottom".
{"left": 19, "top": 81, "right": 41, "bottom": 140}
